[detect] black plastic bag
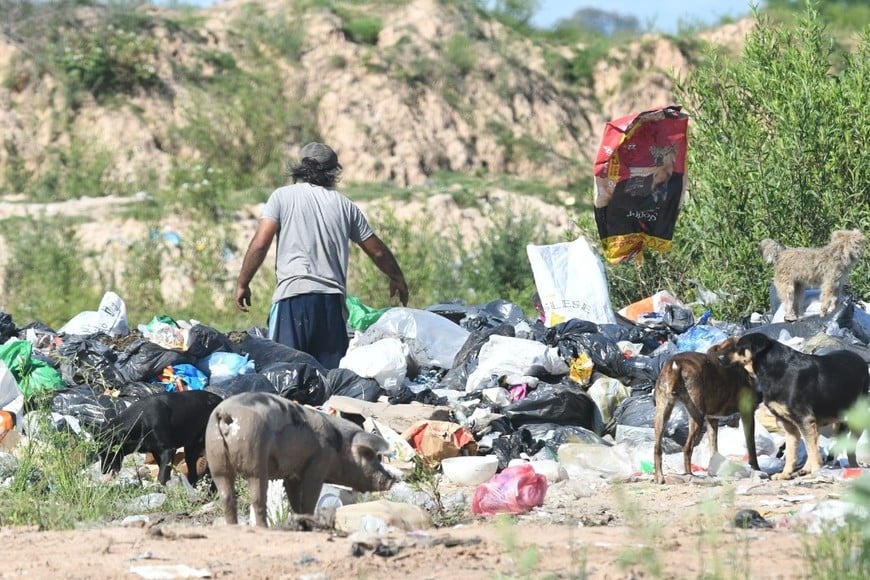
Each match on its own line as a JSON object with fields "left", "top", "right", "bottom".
{"left": 325, "top": 368, "right": 382, "bottom": 402}
{"left": 261, "top": 361, "right": 328, "bottom": 406}
{"left": 490, "top": 428, "right": 547, "bottom": 470}
{"left": 461, "top": 299, "right": 527, "bottom": 332}
{"left": 56, "top": 335, "right": 126, "bottom": 388}
{"left": 519, "top": 422, "right": 611, "bottom": 447}
{"left": 544, "top": 320, "right": 629, "bottom": 377}
{"left": 230, "top": 335, "right": 326, "bottom": 373}
{"left": 0, "top": 311, "right": 16, "bottom": 343}
{"left": 117, "top": 381, "right": 166, "bottom": 400}
{"left": 502, "top": 381, "right": 597, "bottom": 431}
{"left": 185, "top": 324, "right": 235, "bottom": 359}
{"left": 205, "top": 373, "right": 276, "bottom": 398}
{"left": 115, "top": 338, "right": 195, "bottom": 382}
{"left": 437, "top": 323, "right": 516, "bottom": 392}
{"left": 612, "top": 391, "right": 689, "bottom": 446}
{"left": 50, "top": 387, "right": 131, "bottom": 428}
{"left": 663, "top": 304, "right": 695, "bottom": 333}
{"left": 387, "top": 385, "right": 447, "bottom": 406}
{"left": 453, "top": 323, "right": 516, "bottom": 369}
{"left": 749, "top": 295, "right": 855, "bottom": 342}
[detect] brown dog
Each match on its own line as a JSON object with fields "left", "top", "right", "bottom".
{"left": 760, "top": 229, "right": 866, "bottom": 321}
{"left": 654, "top": 337, "right": 759, "bottom": 484}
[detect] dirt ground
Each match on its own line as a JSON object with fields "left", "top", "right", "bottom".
{"left": 0, "top": 470, "right": 855, "bottom": 579}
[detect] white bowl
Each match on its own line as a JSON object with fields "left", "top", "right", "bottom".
{"left": 441, "top": 455, "right": 499, "bottom": 486}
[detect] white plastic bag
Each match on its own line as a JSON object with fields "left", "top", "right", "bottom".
{"left": 527, "top": 236, "right": 616, "bottom": 326}
{"left": 340, "top": 337, "right": 408, "bottom": 392}
{"left": 0, "top": 360, "right": 24, "bottom": 416}
{"left": 353, "top": 308, "right": 469, "bottom": 369}
{"left": 58, "top": 291, "right": 129, "bottom": 336}
{"left": 465, "top": 335, "right": 568, "bottom": 393}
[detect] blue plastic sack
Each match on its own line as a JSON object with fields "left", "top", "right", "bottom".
{"left": 675, "top": 324, "right": 728, "bottom": 353}
{"left": 198, "top": 351, "right": 256, "bottom": 384}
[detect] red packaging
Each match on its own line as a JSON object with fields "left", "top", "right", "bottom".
{"left": 471, "top": 463, "right": 548, "bottom": 516}
{"left": 593, "top": 105, "right": 689, "bottom": 264}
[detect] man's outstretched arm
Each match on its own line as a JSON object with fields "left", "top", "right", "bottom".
{"left": 358, "top": 234, "right": 409, "bottom": 306}
{"left": 235, "top": 218, "right": 278, "bottom": 311}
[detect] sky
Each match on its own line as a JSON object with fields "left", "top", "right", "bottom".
{"left": 531, "top": 0, "right": 756, "bottom": 34}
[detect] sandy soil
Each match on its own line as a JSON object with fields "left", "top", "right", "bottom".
{"left": 0, "top": 470, "right": 853, "bottom": 579}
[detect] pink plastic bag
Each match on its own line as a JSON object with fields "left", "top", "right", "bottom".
{"left": 471, "top": 463, "right": 548, "bottom": 516}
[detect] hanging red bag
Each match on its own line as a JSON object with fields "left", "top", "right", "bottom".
{"left": 593, "top": 105, "right": 689, "bottom": 265}
{"left": 471, "top": 463, "right": 548, "bottom": 516}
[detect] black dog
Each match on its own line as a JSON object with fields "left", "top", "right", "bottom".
{"left": 97, "top": 390, "right": 223, "bottom": 485}
{"left": 718, "top": 332, "right": 869, "bottom": 479}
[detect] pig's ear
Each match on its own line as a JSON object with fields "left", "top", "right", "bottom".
{"left": 352, "top": 432, "right": 388, "bottom": 458}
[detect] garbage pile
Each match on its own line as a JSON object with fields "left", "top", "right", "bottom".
{"left": 2, "top": 284, "right": 870, "bottom": 522}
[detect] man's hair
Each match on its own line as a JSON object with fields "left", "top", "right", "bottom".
{"left": 289, "top": 158, "right": 342, "bottom": 188}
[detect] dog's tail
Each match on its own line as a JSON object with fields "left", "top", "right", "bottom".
{"left": 759, "top": 238, "right": 785, "bottom": 264}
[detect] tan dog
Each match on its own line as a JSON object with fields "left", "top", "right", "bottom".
{"left": 653, "top": 337, "right": 759, "bottom": 484}
{"left": 760, "top": 229, "right": 866, "bottom": 322}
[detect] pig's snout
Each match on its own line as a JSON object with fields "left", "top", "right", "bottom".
{"left": 374, "top": 465, "right": 396, "bottom": 491}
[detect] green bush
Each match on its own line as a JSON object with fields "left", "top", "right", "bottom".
{"left": 0, "top": 216, "right": 101, "bottom": 329}
{"left": 342, "top": 14, "right": 383, "bottom": 45}
{"left": 444, "top": 34, "right": 477, "bottom": 75}
{"left": 661, "top": 5, "right": 870, "bottom": 319}
{"left": 347, "top": 199, "right": 552, "bottom": 316}
{"left": 54, "top": 26, "right": 160, "bottom": 99}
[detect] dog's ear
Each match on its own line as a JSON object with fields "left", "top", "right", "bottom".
{"left": 739, "top": 333, "right": 772, "bottom": 357}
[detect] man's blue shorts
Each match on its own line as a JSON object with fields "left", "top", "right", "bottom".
{"left": 267, "top": 293, "right": 349, "bottom": 369}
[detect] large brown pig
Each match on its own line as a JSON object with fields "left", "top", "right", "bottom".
{"left": 204, "top": 391, "right": 394, "bottom": 526}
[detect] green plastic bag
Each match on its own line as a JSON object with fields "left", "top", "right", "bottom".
{"left": 346, "top": 295, "right": 389, "bottom": 331}
{"left": 0, "top": 340, "right": 66, "bottom": 399}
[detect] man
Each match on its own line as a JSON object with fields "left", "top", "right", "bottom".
{"left": 235, "top": 142, "right": 408, "bottom": 369}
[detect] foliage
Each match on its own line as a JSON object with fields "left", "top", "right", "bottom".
{"left": 666, "top": 5, "right": 870, "bottom": 319}
{"left": 1, "top": 127, "right": 120, "bottom": 201}
{"left": 347, "top": 203, "right": 468, "bottom": 308}
{"left": 444, "top": 33, "right": 477, "bottom": 75}
{"left": 235, "top": 3, "right": 305, "bottom": 60}
{"left": 174, "top": 68, "right": 316, "bottom": 192}
{"left": 0, "top": 412, "right": 210, "bottom": 528}
{"left": 0, "top": 216, "right": 101, "bottom": 329}
{"left": 55, "top": 12, "right": 160, "bottom": 98}
{"left": 346, "top": 198, "right": 553, "bottom": 316}
{"left": 339, "top": 10, "right": 383, "bottom": 45}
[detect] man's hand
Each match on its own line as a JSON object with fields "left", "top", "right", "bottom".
{"left": 390, "top": 278, "right": 409, "bottom": 306}
{"left": 235, "top": 284, "right": 252, "bottom": 312}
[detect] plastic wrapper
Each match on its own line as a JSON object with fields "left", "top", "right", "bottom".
{"left": 354, "top": 307, "right": 469, "bottom": 369}
{"left": 593, "top": 105, "right": 689, "bottom": 264}
{"left": 471, "top": 463, "right": 548, "bottom": 516}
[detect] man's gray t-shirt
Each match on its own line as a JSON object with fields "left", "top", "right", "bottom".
{"left": 261, "top": 182, "right": 373, "bottom": 303}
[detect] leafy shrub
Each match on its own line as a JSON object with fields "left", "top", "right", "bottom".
{"left": 0, "top": 216, "right": 101, "bottom": 329}
{"left": 54, "top": 26, "right": 160, "bottom": 99}
{"left": 659, "top": 5, "right": 870, "bottom": 319}
{"left": 342, "top": 15, "right": 383, "bottom": 45}
{"left": 444, "top": 34, "right": 477, "bottom": 75}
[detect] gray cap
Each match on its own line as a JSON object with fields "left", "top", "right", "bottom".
{"left": 299, "top": 142, "right": 339, "bottom": 170}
